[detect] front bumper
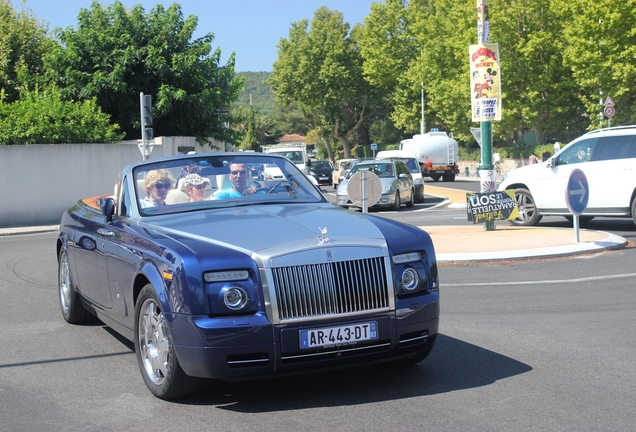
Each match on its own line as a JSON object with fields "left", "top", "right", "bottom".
{"left": 171, "top": 292, "right": 439, "bottom": 379}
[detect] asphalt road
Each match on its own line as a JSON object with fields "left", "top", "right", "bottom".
{"left": 2, "top": 189, "right": 635, "bottom": 431}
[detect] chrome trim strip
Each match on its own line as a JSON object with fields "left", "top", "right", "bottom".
{"left": 227, "top": 359, "right": 270, "bottom": 366}
{"left": 399, "top": 334, "right": 429, "bottom": 344}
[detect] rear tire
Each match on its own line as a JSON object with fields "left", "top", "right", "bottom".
{"left": 510, "top": 187, "right": 542, "bottom": 226}
{"left": 430, "top": 175, "right": 440, "bottom": 182}
{"left": 632, "top": 197, "right": 636, "bottom": 226}
{"left": 58, "top": 248, "right": 92, "bottom": 324}
{"left": 442, "top": 173, "right": 456, "bottom": 182}
{"left": 135, "top": 285, "right": 201, "bottom": 400}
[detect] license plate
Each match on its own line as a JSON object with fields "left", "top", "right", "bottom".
{"left": 319, "top": 176, "right": 328, "bottom": 180}
{"left": 299, "top": 322, "right": 378, "bottom": 349}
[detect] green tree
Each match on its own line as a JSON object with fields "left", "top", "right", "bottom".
{"left": 0, "top": 0, "right": 53, "bottom": 102}
{"left": 43, "top": 0, "right": 243, "bottom": 144}
{"left": 0, "top": 86, "right": 124, "bottom": 144}
{"left": 269, "top": 7, "right": 370, "bottom": 158}
{"left": 492, "top": 0, "right": 587, "bottom": 144}
{"left": 231, "top": 106, "right": 277, "bottom": 149}
{"left": 554, "top": 0, "right": 636, "bottom": 127}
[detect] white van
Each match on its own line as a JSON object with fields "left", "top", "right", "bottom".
{"left": 376, "top": 150, "right": 424, "bottom": 202}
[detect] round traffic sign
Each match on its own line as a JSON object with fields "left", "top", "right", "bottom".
{"left": 347, "top": 171, "right": 382, "bottom": 208}
{"left": 565, "top": 169, "right": 589, "bottom": 215}
{"left": 603, "top": 105, "right": 615, "bottom": 118}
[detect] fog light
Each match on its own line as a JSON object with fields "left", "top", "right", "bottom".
{"left": 401, "top": 268, "right": 420, "bottom": 291}
{"left": 223, "top": 287, "right": 249, "bottom": 310}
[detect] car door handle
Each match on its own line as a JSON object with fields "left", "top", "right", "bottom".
{"left": 97, "top": 228, "right": 114, "bottom": 237}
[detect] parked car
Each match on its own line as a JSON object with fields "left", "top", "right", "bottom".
{"left": 498, "top": 125, "right": 636, "bottom": 226}
{"left": 336, "top": 159, "right": 415, "bottom": 211}
{"left": 375, "top": 150, "right": 425, "bottom": 203}
{"left": 332, "top": 158, "right": 357, "bottom": 189}
{"left": 57, "top": 152, "right": 439, "bottom": 399}
{"left": 307, "top": 159, "right": 334, "bottom": 185}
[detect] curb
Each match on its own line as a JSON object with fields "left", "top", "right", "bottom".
{"left": 436, "top": 232, "right": 627, "bottom": 264}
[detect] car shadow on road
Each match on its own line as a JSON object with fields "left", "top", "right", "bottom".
{"left": 177, "top": 334, "right": 532, "bottom": 408}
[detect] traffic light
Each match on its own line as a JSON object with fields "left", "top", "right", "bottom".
{"left": 142, "top": 94, "right": 152, "bottom": 128}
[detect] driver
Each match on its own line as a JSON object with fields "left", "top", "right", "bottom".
{"left": 212, "top": 162, "right": 259, "bottom": 200}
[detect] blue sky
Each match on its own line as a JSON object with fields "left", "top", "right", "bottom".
{"left": 19, "top": 0, "right": 378, "bottom": 72}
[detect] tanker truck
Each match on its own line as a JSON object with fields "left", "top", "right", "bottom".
{"left": 400, "top": 130, "right": 459, "bottom": 182}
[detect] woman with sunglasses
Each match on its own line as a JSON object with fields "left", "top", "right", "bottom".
{"left": 140, "top": 169, "right": 175, "bottom": 208}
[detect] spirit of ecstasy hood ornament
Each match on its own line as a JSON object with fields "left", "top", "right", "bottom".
{"left": 317, "top": 227, "right": 330, "bottom": 245}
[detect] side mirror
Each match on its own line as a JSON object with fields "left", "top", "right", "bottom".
{"left": 98, "top": 197, "right": 115, "bottom": 222}
{"left": 546, "top": 157, "right": 555, "bottom": 168}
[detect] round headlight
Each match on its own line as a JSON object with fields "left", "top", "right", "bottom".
{"left": 401, "top": 268, "right": 420, "bottom": 291}
{"left": 223, "top": 287, "right": 249, "bottom": 310}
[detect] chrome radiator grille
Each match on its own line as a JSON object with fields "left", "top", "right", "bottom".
{"left": 271, "top": 257, "right": 389, "bottom": 321}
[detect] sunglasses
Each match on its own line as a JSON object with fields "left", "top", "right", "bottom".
{"left": 191, "top": 184, "right": 206, "bottom": 190}
{"left": 230, "top": 170, "right": 247, "bottom": 176}
{"left": 153, "top": 182, "right": 172, "bottom": 189}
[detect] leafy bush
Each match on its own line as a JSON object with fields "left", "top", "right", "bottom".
{"left": 0, "top": 87, "right": 124, "bottom": 144}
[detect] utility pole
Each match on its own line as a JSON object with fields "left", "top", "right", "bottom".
{"left": 471, "top": 0, "right": 501, "bottom": 230}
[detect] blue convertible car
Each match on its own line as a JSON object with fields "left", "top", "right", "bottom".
{"left": 57, "top": 153, "right": 439, "bottom": 399}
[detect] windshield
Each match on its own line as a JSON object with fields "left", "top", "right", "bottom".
{"left": 348, "top": 162, "right": 396, "bottom": 178}
{"left": 133, "top": 154, "right": 324, "bottom": 216}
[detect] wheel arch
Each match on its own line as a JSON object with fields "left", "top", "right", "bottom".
{"left": 133, "top": 262, "right": 166, "bottom": 313}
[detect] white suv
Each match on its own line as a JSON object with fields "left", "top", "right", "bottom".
{"left": 498, "top": 125, "right": 636, "bottom": 226}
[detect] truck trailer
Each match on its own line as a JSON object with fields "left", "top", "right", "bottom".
{"left": 401, "top": 131, "right": 460, "bottom": 182}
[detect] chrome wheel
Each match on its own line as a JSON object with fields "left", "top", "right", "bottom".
{"left": 510, "top": 187, "right": 541, "bottom": 226}
{"left": 134, "top": 285, "right": 200, "bottom": 399}
{"left": 59, "top": 250, "right": 71, "bottom": 316}
{"left": 58, "top": 248, "right": 91, "bottom": 323}
{"left": 138, "top": 297, "right": 170, "bottom": 386}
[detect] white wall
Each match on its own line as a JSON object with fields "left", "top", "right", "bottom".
{"left": 0, "top": 137, "right": 228, "bottom": 227}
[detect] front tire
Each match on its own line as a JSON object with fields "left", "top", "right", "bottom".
{"left": 392, "top": 191, "right": 401, "bottom": 211}
{"left": 632, "top": 197, "right": 636, "bottom": 226}
{"left": 406, "top": 188, "right": 415, "bottom": 207}
{"left": 510, "top": 187, "right": 542, "bottom": 226}
{"left": 134, "top": 285, "right": 201, "bottom": 400}
{"left": 58, "top": 248, "right": 92, "bottom": 324}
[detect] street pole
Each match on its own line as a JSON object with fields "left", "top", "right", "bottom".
{"left": 477, "top": 0, "right": 496, "bottom": 230}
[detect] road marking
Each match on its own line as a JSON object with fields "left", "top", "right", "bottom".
{"left": 444, "top": 272, "right": 636, "bottom": 287}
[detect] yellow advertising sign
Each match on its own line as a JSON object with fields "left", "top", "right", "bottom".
{"left": 469, "top": 42, "right": 501, "bottom": 121}
{"left": 466, "top": 189, "right": 519, "bottom": 223}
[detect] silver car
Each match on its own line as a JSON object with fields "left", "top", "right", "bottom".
{"left": 336, "top": 159, "right": 415, "bottom": 210}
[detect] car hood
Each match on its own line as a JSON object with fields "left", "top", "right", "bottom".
{"left": 143, "top": 203, "right": 386, "bottom": 255}
{"left": 498, "top": 161, "right": 549, "bottom": 189}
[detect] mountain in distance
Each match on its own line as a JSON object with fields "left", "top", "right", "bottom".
{"left": 235, "top": 72, "right": 275, "bottom": 116}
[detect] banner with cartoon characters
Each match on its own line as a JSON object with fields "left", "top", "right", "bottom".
{"left": 469, "top": 42, "right": 501, "bottom": 121}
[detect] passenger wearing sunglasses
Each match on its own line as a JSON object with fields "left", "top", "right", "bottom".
{"left": 212, "top": 162, "right": 260, "bottom": 200}
{"left": 140, "top": 169, "right": 175, "bottom": 208}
